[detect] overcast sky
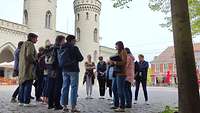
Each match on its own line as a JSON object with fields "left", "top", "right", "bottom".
{"left": 0, "top": 0, "right": 199, "bottom": 62}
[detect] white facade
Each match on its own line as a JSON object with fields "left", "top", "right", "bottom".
{"left": 74, "top": 0, "right": 101, "bottom": 62}
{"left": 0, "top": 0, "right": 116, "bottom": 78}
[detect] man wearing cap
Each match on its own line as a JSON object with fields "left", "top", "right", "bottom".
{"left": 18, "top": 33, "right": 38, "bottom": 107}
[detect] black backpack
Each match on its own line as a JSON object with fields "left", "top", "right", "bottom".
{"left": 57, "top": 46, "right": 73, "bottom": 68}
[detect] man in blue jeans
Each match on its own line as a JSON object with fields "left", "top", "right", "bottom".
{"left": 18, "top": 33, "right": 38, "bottom": 107}
{"left": 60, "top": 35, "right": 83, "bottom": 112}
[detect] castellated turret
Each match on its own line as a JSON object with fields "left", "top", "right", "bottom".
{"left": 74, "top": 0, "right": 101, "bottom": 62}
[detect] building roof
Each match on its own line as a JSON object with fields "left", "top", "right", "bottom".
{"left": 151, "top": 43, "right": 200, "bottom": 64}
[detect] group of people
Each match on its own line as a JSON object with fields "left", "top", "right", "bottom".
{"left": 10, "top": 32, "right": 149, "bottom": 112}
{"left": 82, "top": 41, "right": 149, "bottom": 112}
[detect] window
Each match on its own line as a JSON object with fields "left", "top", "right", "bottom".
{"left": 77, "top": 14, "right": 80, "bottom": 21}
{"left": 164, "top": 64, "right": 168, "bottom": 72}
{"left": 45, "top": 11, "right": 52, "bottom": 28}
{"left": 156, "top": 64, "right": 160, "bottom": 72}
{"left": 86, "top": 12, "right": 89, "bottom": 20}
{"left": 94, "top": 28, "right": 98, "bottom": 42}
{"left": 95, "top": 14, "right": 97, "bottom": 21}
{"left": 24, "top": 10, "right": 28, "bottom": 25}
{"left": 76, "top": 28, "right": 80, "bottom": 41}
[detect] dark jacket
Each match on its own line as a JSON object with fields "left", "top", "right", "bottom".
{"left": 97, "top": 61, "right": 107, "bottom": 79}
{"left": 62, "top": 43, "right": 84, "bottom": 72}
{"left": 14, "top": 48, "right": 20, "bottom": 71}
{"left": 135, "top": 61, "right": 149, "bottom": 81}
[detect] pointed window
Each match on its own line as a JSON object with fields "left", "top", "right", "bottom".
{"left": 24, "top": 10, "right": 28, "bottom": 25}
{"left": 45, "top": 11, "right": 52, "bottom": 29}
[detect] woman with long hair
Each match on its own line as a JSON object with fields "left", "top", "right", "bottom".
{"left": 124, "top": 47, "right": 135, "bottom": 108}
{"left": 83, "top": 55, "right": 95, "bottom": 99}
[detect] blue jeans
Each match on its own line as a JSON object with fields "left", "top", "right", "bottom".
{"left": 42, "top": 75, "right": 48, "bottom": 97}
{"left": 60, "top": 72, "right": 79, "bottom": 107}
{"left": 124, "top": 81, "right": 132, "bottom": 107}
{"left": 112, "top": 76, "right": 126, "bottom": 109}
{"left": 19, "top": 80, "right": 33, "bottom": 104}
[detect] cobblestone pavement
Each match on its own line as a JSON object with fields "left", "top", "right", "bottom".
{"left": 0, "top": 85, "right": 178, "bottom": 113}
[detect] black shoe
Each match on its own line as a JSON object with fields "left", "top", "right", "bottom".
{"left": 10, "top": 97, "right": 17, "bottom": 103}
{"left": 125, "top": 105, "right": 132, "bottom": 108}
{"left": 36, "top": 98, "right": 43, "bottom": 102}
{"left": 48, "top": 106, "right": 54, "bottom": 109}
{"left": 54, "top": 105, "right": 63, "bottom": 110}
{"left": 30, "top": 96, "right": 34, "bottom": 100}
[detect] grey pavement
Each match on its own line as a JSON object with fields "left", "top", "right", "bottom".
{"left": 0, "top": 85, "right": 178, "bottom": 113}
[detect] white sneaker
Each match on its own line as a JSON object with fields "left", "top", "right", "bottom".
{"left": 18, "top": 103, "right": 24, "bottom": 106}
{"left": 23, "top": 103, "right": 36, "bottom": 107}
{"left": 62, "top": 107, "right": 69, "bottom": 112}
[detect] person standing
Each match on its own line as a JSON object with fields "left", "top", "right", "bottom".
{"left": 47, "top": 36, "right": 65, "bottom": 110}
{"left": 83, "top": 55, "right": 95, "bottom": 99}
{"left": 97, "top": 56, "right": 107, "bottom": 99}
{"left": 106, "top": 61, "right": 114, "bottom": 100}
{"left": 10, "top": 41, "right": 24, "bottom": 103}
{"left": 60, "top": 35, "right": 84, "bottom": 112}
{"left": 134, "top": 54, "right": 149, "bottom": 105}
{"left": 34, "top": 47, "right": 45, "bottom": 102}
{"left": 124, "top": 48, "right": 135, "bottom": 108}
{"left": 18, "top": 33, "right": 38, "bottom": 107}
{"left": 110, "top": 41, "right": 127, "bottom": 112}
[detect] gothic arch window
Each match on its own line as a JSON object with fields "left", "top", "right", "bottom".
{"left": 24, "top": 10, "right": 28, "bottom": 25}
{"left": 76, "top": 28, "right": 80, "bottom": 41}
{"left": 95, "top": 14, "right": 97, "bottom": 22}
{"left": 94, "top": 28, "right": 98, "bottom": 43}
{"left": 86, "top": 12, "right": 89, "bottom": 20}
{"left": 45, "top": 11, "right": 52, "bottom": 29}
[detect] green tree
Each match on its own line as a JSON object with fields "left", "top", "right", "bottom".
{"left": 149, "top": 0, "right": 200, "bottom": 36}
{"left": 112, "top": 0, "right": 200, "bottom": 112}
{"left": 170, "top": 0, "right": 200, "bottom": 112}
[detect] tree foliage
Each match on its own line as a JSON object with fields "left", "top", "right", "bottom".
{"left": 112, "top": 0, "right": 200, "bottom": 36}
{"left": 112, "top": 0, "right": 133, "bottom": 9}
{"left": 149, "top": 0, "right": 200, "bottom": 36}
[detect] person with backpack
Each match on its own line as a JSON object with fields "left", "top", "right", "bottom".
{"left": 59, "top": 35, "right": 84, "bottom": 112}
{"left": 10, "top": 41, "right": 24, "bottom": 103}
{"left": 97, "top": 56, "right": 107, "bottom": 99}
{"left": 45, "top": 36, "right": 65, "bottom": 110}
{"left": 134, "top": 54, "right": 149, "bottom": 105}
